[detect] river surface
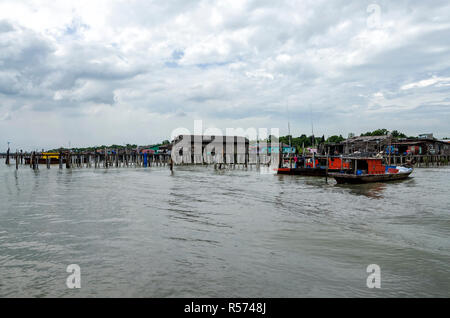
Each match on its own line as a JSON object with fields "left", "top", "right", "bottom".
{"left": 0, "top": 159, "right": 449, "bottom": 297}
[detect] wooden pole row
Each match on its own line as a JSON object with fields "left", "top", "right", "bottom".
{"left": 5, "top": 151, "right": 450, "bottom": 170}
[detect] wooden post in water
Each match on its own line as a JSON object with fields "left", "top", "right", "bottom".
{"left": 47, "top": 155, "right": 50, "bottom": 169}
{"left": 5, "top": 147, "right": 10, "bottom": 165}
{"left": 15, "top": 151, "right": 18, "bottom": 170}
{"left": 388, "top": 136, "right": 391, "bottom": 166}
{"left": 256, "top": 137, "right": 260, "bottom": 170}
{"left": 303, "top": 143, "right": 306, "bottom": 168}
{"left": 66, "top": 153, "right": 71, "bottom": 169}
{"left": 325, "top": 153, "right": 329, "bottom": 183}
{"left": 289, "top": 147, "right": 292, "bottom": 169}
{"left": 278, "top": 142, "right": 282, "bottom": 168}
{"left": 33, "top": 152, "right": 39, "bottom": 170}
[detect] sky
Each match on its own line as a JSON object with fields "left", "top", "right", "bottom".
{"left": 0, "top": 0, "right": 449, "bottom": 150}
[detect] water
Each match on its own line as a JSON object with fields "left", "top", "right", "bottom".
{"left": 0, "top": 160, "right": 449, "bottom": 297}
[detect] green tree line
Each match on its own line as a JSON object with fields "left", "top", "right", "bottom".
{"left": 47, "top": 130, "right": 415, "bottom": 152}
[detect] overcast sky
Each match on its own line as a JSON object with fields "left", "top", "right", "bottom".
{"left": 1, "top": 0, "right": 449, "bottom": 150}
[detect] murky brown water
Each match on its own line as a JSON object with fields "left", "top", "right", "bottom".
{"left": 0, "top": 160, "right": 449, "bottom": 297}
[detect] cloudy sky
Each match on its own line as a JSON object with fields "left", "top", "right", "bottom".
{"left": 1, "top": 0, "right": 449, "bottom": 150}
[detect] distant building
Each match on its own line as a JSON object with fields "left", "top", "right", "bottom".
{"left": 321, "top": 133, "right": 450, "bottom": 156}
{"left": 249, "top": 142, "right": 296, "bottom": 154}
{"left": 393, "top": 138, "right": 450, "bottom": 155}
{"left": 171, "top": 135, "right": 249, "bottom": 164}
{"left": 321, "top": 135, "right": 390, "bottom": 155}
{"left": 418, "top": 133, "right": 434, "bottom": 140}
{"left": 140, "top": 149, "right": 155, "bottom": 155}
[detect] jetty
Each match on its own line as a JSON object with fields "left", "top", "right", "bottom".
{"left": 1, "top": 150, "right": 171, "bottom": 170}
{"left": 2, "top": 132, "right": 449, "bottom": 171}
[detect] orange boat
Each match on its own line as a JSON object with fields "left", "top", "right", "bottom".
{"left": 329, "top": 157, "right": 413, "bottom": 184}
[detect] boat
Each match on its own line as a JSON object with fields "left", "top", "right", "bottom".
{"left": 328, "top": 157, "right": 413, "bottom": 184}
{"left": 276, "top": 156, "right": 351, "bottom": 176}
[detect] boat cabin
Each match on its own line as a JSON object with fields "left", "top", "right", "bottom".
{"left": 349, "top": 158, "right": 386, "bottom": 175}
{"left": 303, "top": 156, "right": 350, "bottom": 170}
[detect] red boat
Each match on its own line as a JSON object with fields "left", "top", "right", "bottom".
{"left": 328, "top": 157, "right": 413, "bottom": 184}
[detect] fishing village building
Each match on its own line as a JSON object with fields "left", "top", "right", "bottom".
{"left": 171, "top": 135, "right": 250, "bottom": 164}
{"left": 249, "top": 142, "right": 296, "bottom": 154}
{"left": 321, "top": 134, "right": 450, "bottom": 156}
{"left": 321, "top": 135, "right": 390, "bottom": 155}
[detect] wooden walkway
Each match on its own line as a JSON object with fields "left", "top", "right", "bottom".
{"left": 2, "top": 152, "right": 449, "bottom": 170}
{"left": 3, "top": 151, "right": 171, "bottom": 170}
{"left": 381, "top": 154, "right": 450, "bottom": 167}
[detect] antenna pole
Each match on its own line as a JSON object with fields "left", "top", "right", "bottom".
{"left": 287, "top": 99, "right": 292, "bottom": 168}
{"left": 310, "top": 106, "right": 315, "bottom": 148}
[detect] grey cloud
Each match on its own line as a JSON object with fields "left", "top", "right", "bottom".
{"left": 0, "top": 20, "right": 14, "bottom": 33}
{"left": 0, "top": 20, "right": 146, "bottom": 111}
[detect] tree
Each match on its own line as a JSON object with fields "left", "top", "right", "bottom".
{"left": 361, "top": 128, "right": 389, "bottom": 136}
{"left": 327, "top": 135, "right": 345, "bottom": 143}
{"left": 360, "top": 129, "right": 408, "bottom": 138}
{"left": 279, "top": 135, "right": 291, "bottom": 145}
{"left": 391, "top": 130, "right": 407, "bottom": 138}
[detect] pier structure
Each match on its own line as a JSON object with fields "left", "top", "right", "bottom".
{"left": 170, "top": 134, "right": 282, "bottom": 170}
{"left": 1, "top": 150, "right": 171, "bottom": 170}
{"left": 382, "top": 154, "right": 450, "bottom": 168}
{"left": 2, "top": 147, "right": 449, "bottom": 171}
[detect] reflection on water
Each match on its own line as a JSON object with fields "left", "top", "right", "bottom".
{"left": 338, "top": 182, "right": 387, "bottom": 199}
{"left": 0, "top": 161, "right": 449, "bottom": 297}
{"left": 336, "top": 176, "right": 417, "bottom": 199}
